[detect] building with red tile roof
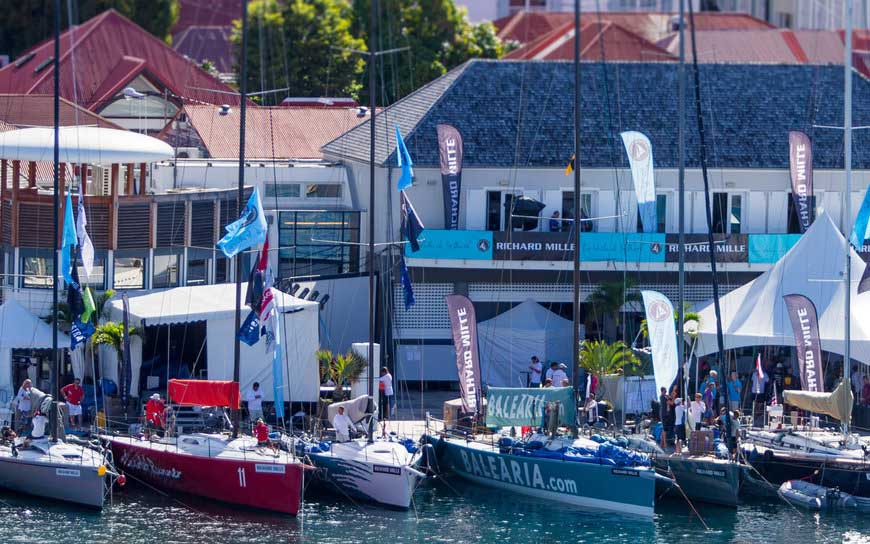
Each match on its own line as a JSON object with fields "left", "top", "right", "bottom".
{"left": 0, "top": 10, "right": 240, "bottom": 135}
{"left": 173, "top": 26, "right": 235, "bottom": 77}
{"left": 172, "top": 0, "right": 242, "bottom": 37}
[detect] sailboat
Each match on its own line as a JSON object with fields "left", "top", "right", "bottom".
{"left": 294, "top": 0, "right": 425, "bottom": 509}
{"left": 740, "top": 0, "right": 870, "bottom": 499}
{"left": 647, "top": 0, "right": 749, "bottom": 507}
{"left": 0, "top": 9, "right": 119, "bottom": 508}
{"left": 422, "top": 1, "right": 661, "bottom": 518}
{"left": 103, "top": 3, "right": 306, "bottom": 515}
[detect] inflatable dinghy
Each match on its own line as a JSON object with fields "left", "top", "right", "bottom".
{"left": 778, "top": 480, "right": 857, "bottom": 511}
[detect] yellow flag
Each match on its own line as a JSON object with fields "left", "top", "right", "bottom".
{"left": 564, "top": 154, "right": 575, "bottom": 176}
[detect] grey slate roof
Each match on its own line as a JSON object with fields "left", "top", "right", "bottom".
{"left": 322, "top": 59, "right": 870, "bottom": 170}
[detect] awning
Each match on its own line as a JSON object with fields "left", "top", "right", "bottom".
{"left": 106, "top": 283, "right": 319, "bottom": 326}
{"left": 0, "top": 298, "right": 70, "bottom": 349}
{"left": 168, "top": 379, "right": 240, "bottom": 408}
{"left": 0, "top": 126, "right": 173, "bottom": 163}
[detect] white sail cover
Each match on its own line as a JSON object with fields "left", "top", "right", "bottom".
{"left": 693, "top": 211, "right": 870, "bottom": 364}
{"left": 0, "top": 126, "right": 173, "bottom": 163}
{"left": 783, "top": 380, "right": 854, "bottom": 423}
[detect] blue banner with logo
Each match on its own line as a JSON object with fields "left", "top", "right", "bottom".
{"left": 486, "top": 386, "right": 575, "bottom": 427}
{"left": 407, "top": 230, "right": 492, "bottom": 260}
{"left": 748, "top": 234, "right": 801, "bottom": 263}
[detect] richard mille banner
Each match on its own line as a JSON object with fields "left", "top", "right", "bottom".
{"left": 783, "top": 294, "right": 825, "bottom": 393}
{"left": 446, "top": 294, "right": 482, "bottom": 414}
{"left": 789, "top": 131, "right": 814, "bottom": 233}
{"left": 437, "top": 124, "right": 463, "bottom": 230}
{"left": 641, "top": 290, "right": 679, "bottom": 394}
{"left": 620, "top": 131, "right": 657, "bottom": 233}
{"left": 664, "top": 234, "right": 748, "bottom": 263}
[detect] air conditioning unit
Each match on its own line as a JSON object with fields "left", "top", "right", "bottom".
{"left": 175, "top": 147, "right": 202, "bottom": 159}
{"left": 91, "top": 166, "right": 112, "bottom": 196}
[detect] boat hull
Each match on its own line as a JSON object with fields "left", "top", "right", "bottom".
{"left": 744, "top": 446, "right": 870, "bottom": 497}
{"left": 428, "top": 435, "right": 656, "bottom": 517}
{"left": 653, "top": 455, "right": 744, "bottom": 507}
{"left": 307, "top": 447, "right": 421, "bottom": 509}
{"left": 107, "top": 437, "right": 304, "bottom": 515}
{"left": 0, "top": 451, "right": 105, "bottom": 508}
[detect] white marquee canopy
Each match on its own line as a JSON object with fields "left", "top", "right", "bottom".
{"left": 0, "top": 126, "right": 173, "bottom": 164}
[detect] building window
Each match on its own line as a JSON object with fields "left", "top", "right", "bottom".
{"left": 21, "top": 254, "right": 53, "bottom": 289}
{"left": 114, "top": 256, "right": 145, "bottom": 289}
{"left": 264, "top": 184, "right": 301, "bottom": 199}
{"left": 77, "top": 255, "right": 106, "bottom": 290}
{"left": 305, "top": 184, "right": 342, "bottom": 198}
{"left": 787, "top": 194, "right": 815, "bottom": 234}
{"left": 561, "top": 191, "right": 594, "bottom": 232}
{"left": 187, "top": 258, "right": 209, "bottom": 286}
{"left": 712, "top": 193, "right": 742, "bottom": 234}
{"left": 215, "top": 255, "right": 229, "bottom": 283}
{"left": 277, "top": 210, "right": 360, "bottom": 278}
{"left": 636, "top": 194, "right": 668, "bottom": 233}
{"left": 153, "top": 254, "right": 180, "bottom": 288}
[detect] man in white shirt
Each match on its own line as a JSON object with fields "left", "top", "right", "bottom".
{"left": 244, "top": 382, "right": 264, "bottom": 423}
{"left": 689, "top": 393, "right": 706, "bottom": 431}
{"left": 674, "top": 398, "right": 686, "bottom": 453}
{"left": 30, "top": 411, "right": 48, "bottom": 439}
{"left": 379, "top": 367, "right": 394, "bottom": 419}
{"left": 548, "top": 363, "right": 568, "bottom": 387}
{"left": 333, "top": 406, "right": 354, "bottom": 442}
{"left": 14, "top": 379, "right": 33, "bottom": 434}
{"left": 528, "top": 356, "right": 543, "bottom": 387}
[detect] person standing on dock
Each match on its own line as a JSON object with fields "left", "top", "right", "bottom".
{"left": 379, "top": 367, "right": 394, "bottom": 420}
{"left": 658, "top": 387, "right": 669, "bottom": 449}
{"left": 244, "top": 382, "right": 264, "bottom": 423}
{"left": 528, "top": 356, "right": 542, "bottom": 387}
{"left": 61, "top": 378, "right": 84, "bottom": 430}
{"left": 13, "top": 379, "right": 33, "bottom": 434}
{"left": 726, "top": 372, "right": 742, "bottom": 413}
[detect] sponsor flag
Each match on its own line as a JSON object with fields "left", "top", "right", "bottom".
{"left": 271, "top": 307, "right": 285, "bottom": 419}
{"left": 788, "top": 131, "right": 814, "bottom": 233}
{"left": 401, "top": 190, "right": 424, "bottom": 252}
{"left": 486, "top": 386, "right": 575, "bottom": 428}
{"left": 446, "top": 294, "right": 482, "bottom": 414}
{"left": 620, "top": 131, "right": 657, "bottom": 233}
{"left": 70, "top": 319, "right": 95, "bottom": 351}
{"left": 81, "top": 286, "right": 96, "bottom": 324}
{"left": 642, "top": 290, "right": 679, "bottom": 394}
{"left": 76, "top": 195, "right": 94, "bottom": 277}
{"left": 395, "top": 125, "right": 414, "bottom": 191}
{"left": 238, "top": 310, "right": 261, "bottom": 346}
{"left": 564, "top": 153, "right": 575, "bottom": 176}
{"left": 400, "top": 255, "right": 415, "bottom": 309}
{"left": 437, "top": 124, "right": 463, "bottom": 230}
{"left": 66, "top": 251, "right": 85, "bottom": 320}
{"left": 755, "top": 353, "right": 764, "bottom": 381}
{"left": 851, "top": 185, "right": 870, "bottom": 249}
{"left": 245, "top": 237, "right": 272, "bottom": 315}
{"left": 217, "top": 187, "right": 267, "bottom": 258}
{"left": 61, "top": 192, "right": 78, "bottom": 287}
{"left": 771, "top": 382, "right": 778, "bottom": 406}
{"left": 783, "top": 294, "right": 825, "bottom": 392}
{"left": 859, "top": 262, "right": 870, "bottom": 295}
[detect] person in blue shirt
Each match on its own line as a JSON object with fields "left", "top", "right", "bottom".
{"left": 549, "top": 211, "right": 561, "bottom": 232}
{"left": 726, "top": 371, "right": 742, "bottom": 412}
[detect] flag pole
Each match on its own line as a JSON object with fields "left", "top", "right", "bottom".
{"left": 844, "top": 0, "right": 853, "bottom": 436}
{"left": 366, "top": 0, "right": 378, "bottom": 445}
{"left": 571, "top": 0, "right": 582, "bottom": 438}
{"left": 50, "top": 0, "right": 61, "bottom": 442}
{"left": 232, "top": 0, "right": 248, "bottom": 439}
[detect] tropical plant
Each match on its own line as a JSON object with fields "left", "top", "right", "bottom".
{"left": 586, "top": 278, "right": 642, "bottom": 341}
{"left": 578, "top": 340, "right": 641, "bottom": 378}
{"left": 93, "top": 321, "right": 140, "bottom": 359}
{"left": 316, "top": 348, "right": 367, "bottom": 401}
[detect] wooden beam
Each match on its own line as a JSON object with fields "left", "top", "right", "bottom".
{"left": 11, "top": 161, "right": 19, "bottom": 199}
{"left": 109, "top": 164, "right": 120, "bottom": 250}
{"left": 125, "top": 163, "right": 134, "bottom": 195}
{"left": 27, "top": 161, "right": 36, "bottom": 188}
{"left": 110, "top": 164, "right": 119, "bottom": 197}
{"left": 80, "top": 164, "right": 89, "bottom": 196}
{"left": 11, "top": 161, "right": 19, "bottom": 247}
{"left": 1, "top": 159, "right": 6, "bottom": 199}
{"left": 139, "top": 163, "right": 146, "bottom": 195}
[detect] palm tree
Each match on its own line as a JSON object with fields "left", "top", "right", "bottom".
{"left": 93, "top": 321, "right": 140, "bottom": 360}
{"left": 578, "top": 340, "right": 641, "bottom": 378}
{"left": 586, "top": 278, "right": 642, "bottom": 341}
{"left": 317, "top": 349, "right": 367, "bottom": 401}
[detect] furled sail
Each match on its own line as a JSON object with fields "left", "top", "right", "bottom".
{"left": 783, "top": 379, "right": 853, "bottom": 423}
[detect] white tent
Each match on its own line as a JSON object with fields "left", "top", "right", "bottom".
{"left": 0, "top": 299, "right": 71, "bottom": 396}
{"left": 478, "top": 299, "right": 574, "bottom": 387}
{"left": 693, "top": 211, "right": 870, "bottom": 364}
{"left": 105, "top": 284, "right": 321, "bottom": 402}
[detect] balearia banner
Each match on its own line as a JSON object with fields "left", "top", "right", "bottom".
{"left": 446, "top": 294, "right": 482, "bottom": 413}
{"left": 665, "top": 234, "right": 748, "bottom": 263}
{"left": 641, "top": 290, "right": 678, "bottom": 394}
{"left": 789, "top": 131, "right": 814, "bottom": 233}
{"left": 437, "top": 124, "right": 463, "bottom": 231}
{"left": 485, "top": 386, "right": 575, "bottom": 428}
{"left": 620, "top": 131, "right": 657, "bottom": 233}
{"left": 783, "top": 294, "right": 825, "bottom": 392}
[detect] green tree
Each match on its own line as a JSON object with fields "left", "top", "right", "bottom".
{"left": 93, "top": 321, "right": 139, "bottom": 360}
{"left": 586, "top": 279, "right": 642, "bottom": 341}
{"left": 317, "top": 349, "right": 367, "bottom": 401}
{"left": 352, "top": 0, "right": 504, "bottom": 104}
{"left": 578, "top": 340, "right": 641, "bottom": 378}
{"left": 232, "top": 0, "right": 366, "bottom": 103}
{"left": 0, "top": 1, "right": 179, "bottom": 59}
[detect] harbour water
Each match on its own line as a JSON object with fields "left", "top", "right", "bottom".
{"left": 2, "top": 479, "right": 869, "bottom": 543}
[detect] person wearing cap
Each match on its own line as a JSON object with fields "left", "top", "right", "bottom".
{"left": 61, "top": 377, "right": 85, "bottom": 430}
{"left": 673, "top": 397, "right": 686, "bottom": 454}
{"left": 145, "top": 393, "right": 167, "bottom": 432}
{"left": 548, "top": 363, "right": 568, "bottom": 387}
{"left": 254, "top": 418, "right": 270, "bottom": 447}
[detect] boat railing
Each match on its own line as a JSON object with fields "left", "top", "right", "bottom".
{"left": 749, "top": 411, "right": 831, "bottom": 432}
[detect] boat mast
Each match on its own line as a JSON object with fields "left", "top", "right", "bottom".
{"left": 232, "top": 0, "right": 249, "bottom": 439}
{"left": 844, "top": 0, "right": 853, "bottom": 436}
{"left": 571, "top": 0, "right": 582, "bottom": 437}
{"left": 50, "top": 0, "right": 61, "bottom": 442}
{"left": 366, "top": 0, "right": 378, "bottom": 444}
{"left": 677, "top": 0, "right": 686, "bottom": 404}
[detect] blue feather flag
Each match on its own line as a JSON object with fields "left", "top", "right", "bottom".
{"left": 851, "top": 185, "right": 870, "bottom": 249}
{"left": 400, "top": 255, "right": 415, "bottom": 310}
{"left": 395, "top": 125, "right": 414, "bottom": 190}
{"left": 217, "top": 187, "right": 268, "bottom": 258}
{"left": 61, "top": 192, "right": 78, "bottom": 287}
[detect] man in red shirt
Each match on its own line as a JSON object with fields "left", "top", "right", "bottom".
{"left": 254, "top": 418, "right": 270, "bottom": 447}
{"left": 61, "top": 378, "right": 84, "bottom": 430}
{"left": 145, "top": 393, "right": 167, "bottom": 434}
